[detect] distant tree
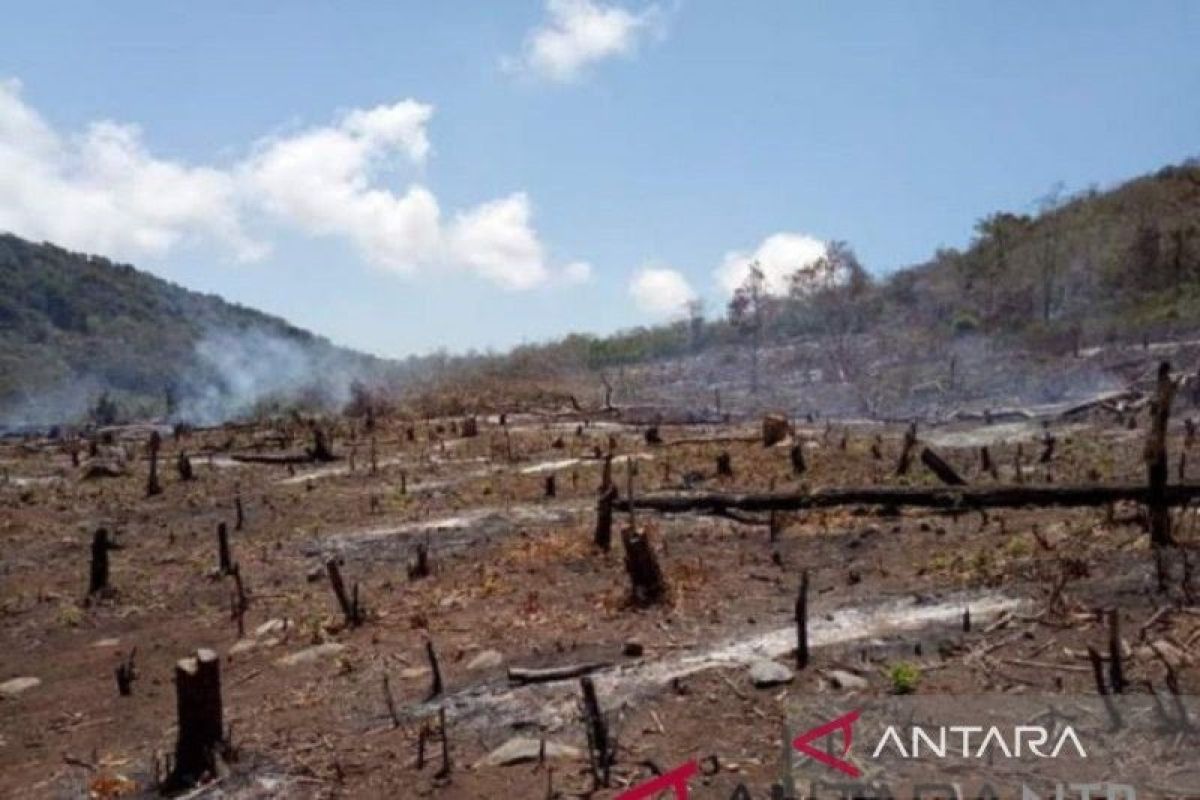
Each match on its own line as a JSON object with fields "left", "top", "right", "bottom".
{"left": 685, "top": 298, "right": 706, "bottom": 353}
{"left": 728, "top": 262, "right": 768, "bottom": 394}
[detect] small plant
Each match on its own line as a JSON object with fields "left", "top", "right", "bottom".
{"left": 888, "top": 662, "right": 920, "bottom": 695}
{"left": 57, "top": 602, "right": 84, "bottom": 628}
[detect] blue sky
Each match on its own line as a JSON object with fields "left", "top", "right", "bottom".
{"left": 2, "top": 1, "right": 1197, "bottom": 357}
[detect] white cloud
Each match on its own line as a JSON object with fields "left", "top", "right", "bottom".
{"left": 715, "top": 232, "right": 827, "bottom": 296}
{"left": 0, "top": 80, "right": 578, "bottom": 291}
{"left": 242, "top": 101, "right": 442, "bottom": 272}
{"left": 0, "top": 78, "right": 263, "bottom": 261}
{"left": 629, "top": 265, "right": 695, "bottom": 317}
{"left": 447, "top": 192, "right": 548, "bottom": 290}
{"left": 561, "top": 260, "right": 593, "bottom": 284}
{"left": 512, "top": 0, "right": 661, "bottom": 82}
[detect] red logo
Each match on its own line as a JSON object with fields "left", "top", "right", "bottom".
{"left": 615, "top": 760, "right": 699, "bottom": 799}
{"left": 792, "top": 709, "right": 862, "bottom": 778}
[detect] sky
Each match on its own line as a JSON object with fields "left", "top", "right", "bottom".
{"left": 2, "top": 1, "right": 1197, "bottom": 358}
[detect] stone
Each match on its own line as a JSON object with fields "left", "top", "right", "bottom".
{"left": 748, "top": 659, "right": 794, "bottom": 688}
{"left": 475, "top": 737, "right": 582, "bottom": 768}
{"left": 825, "top": 669, "right": 869, "bottom": 690}
{"left": 0, "top": 676, "right": 41, "bottom": 698}
{"left": 467, "top": 649, "right": 504, "bottom": 671}
{"left": 275, "top": 642, "right": 346, "bottom": 667}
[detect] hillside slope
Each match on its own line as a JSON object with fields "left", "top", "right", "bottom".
{"left": 0, "top": 234, "right": 381, "bottom": 427}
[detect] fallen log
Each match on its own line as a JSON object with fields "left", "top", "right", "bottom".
{"left": 228, "top": 451, "right": 339, "bottom": 465}
{"left": 507, "top": 662, "right": 611, "bottom": 685}
{"left": 920, "top": 447, "right": 967, "bottom": 486}
{"left": 614, "top": 483, "right": 1200, "bottom": 515}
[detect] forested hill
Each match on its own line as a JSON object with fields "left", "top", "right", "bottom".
{"left": 0, "top": 234, "right": 381, "bottom": 427}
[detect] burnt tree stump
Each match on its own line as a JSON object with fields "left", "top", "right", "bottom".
{"left": 644, "top": 426, "right": 662, "bottom": 446}
{"left": 462, "top": 417, "right": 479, "bottom": 438}
{"left": 896, "top": 423, "right": 918, "bottom": 476}
{"left": 795, "top": 570, "right": 809, "bottom": 669}
{"left": 216, "top": 523, "right": 233, "bottom": 575}
{"left": 176, "top": 451, "right": 194, "bottom": 481}
{"left": 89, "top": 527, "right": 116, "bottom": 595}
{"left": 594, "top": 485, "right": 617, "bottom": 551}
{"left": 790, "top": 442, "right": 806, "bottom": 475}
{"left": 327, "top": 558, "right": 363, "bottom": 626}
{"left": 622, "top": 527, "right": 667, "bottom": 606}
{"left": 980, "top": 446, "right": 997, "bottom": 479}
{"left": 544, "top": 474, "right": 557, "bottom": 498}
{"left": 716, "top": 451, "right": 733, "bottom": 478}
{"left": 580, "top": 676, "right": 613, "bottom": 788}
{"left": 146, "top": 431, "right": 163, "bottom": 497}
{"left": 762, "top": 414, "right": 789, "bottom": 448}
{"left": 408, "top": 541, "right": 431, "bottom": 580}
{"left": 169, "top": 648, "right": 224, "bottom": 789}
{"left": 309, "top": 426, "right": 336, "bottom": 462}
{"left": 1145, "top": 361, "right": 1177, "bottom": 547}
{"left": 115, "top": 647, "right": 137, "bottom": 696}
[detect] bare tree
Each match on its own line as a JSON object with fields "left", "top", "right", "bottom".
{"left": 728, "top": 262, "right": 768, "bottom": 394}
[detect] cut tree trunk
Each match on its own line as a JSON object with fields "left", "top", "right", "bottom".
{"left": 1145, "top": 361, "right": 1177, "bottom": 547}
{"left": 169, "top": 648, "right": 223, "bottom": 788}
{"left": 622, "top": 526, "right": 667, "bottom": 605}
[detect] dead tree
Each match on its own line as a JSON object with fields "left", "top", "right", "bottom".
{"left": 115, "top": 647, "right": 137, "bottom": 696}
{"left": 920, "top": 447, "right": 967, "bottom": 486}
{"left": 795, "top": 571, "right": 809, "bottom": 669}
{"left": 146, "top": 431, "right": 163, "bottom": 497}
{"left": 168, "top": 649, "right": 224, "bottom": 789}
{"left": 326, "top": 558, "right": 363, "bottom": 627}
{"left": 1145, "top": 361, "right": 1177, "bottom": 546}
{"left": 176, "top": 451, "right": 194, "bottom": 481}
{"left": 896, "top": 423, "right": 918, "bottom": 475}
{"left": 89, "top": 528, "right": 118, "bottom": 595}
{"left": 594, "top": 485, "right": 617, "bottom": 551}
{"left": 716, "top": 451, "right": 734, "bottom": 478}
{"left": 790, "top": 442, "right": 806, "bottom": 476}
{"left": 622, "top": 527, "right": 667, "bottom": 605}
{"left": 580, "top": 676, "right": 613, "bottom": 788}
{"left": 216, "top": 523, "right": 233, "bottom": 575}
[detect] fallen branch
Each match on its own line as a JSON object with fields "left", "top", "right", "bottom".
{"left": 507, "top": 662, "right": 611, "bottom": 685}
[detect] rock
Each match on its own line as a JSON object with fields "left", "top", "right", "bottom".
{"left": 0, "top": 676, "right": 41, "bottom": 698}
{"left": 467, "top": 649, "right": 504, "bottom": 671}
{"left": 255, "top": 618, "right": 290, "bottom": 638}
{"left": 748, "top": 659, "right": 794, "bottom": 688}
{"left": 229, "top": 639, "right": 257, "bottom": 656}
{"left": 476, "top": 737, "right": 582, "bottom": 768}
{"left": 275, "top": 642, "right": 346, "bottom": 667}
{"left": 825, "top": 669, "right": 869, "bottom": 690}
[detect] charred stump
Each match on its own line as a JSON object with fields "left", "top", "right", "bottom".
{"left": 146, "top": 431, "right": 163, "bottom": 497}
{"left": 896, "top": 423, "right": 918, "bottom": 476}
{"left": 1145, "top": 361, "right": 1176, "bottom": 547}
{"left": 594, "top": 485, "right": 617, "bottom": 551}
{"left": 716, "top": 451, "right": 733, "bottom": 478}
{"left": 580, "top": 676, "right": 613, "bottom": 788}
{"left": 176, "top": 451, "right": 194, "bottom": 481}
{"left": 115, "top": 647, "right": 137, "bottom": 696}
{"left": 462, "top": 417, "right": 479, "bottom": 438}
{"left": 790, "top": 442, "right": 806, "bottom": 476}
{"left": 168, "top": 648, "right": 224, "bottom": 789}
{"left": 762, "top": 414, "right": 789, "bottom": 447}
{"left": 544, "top": 474, "right": 557, "bottom": 498}
{"left": 309, "top": 426, "right": 336, "bottom": 462}
{"left": 326, "top": 558, "right": 363, "bottom": 626}
{"left": 622, "top": 526, "right": 667, "bottom": 606}
{"left": 644, "top": 426, "right": 662, "bottom": 446}
{"left": 216, "top": 522, "right": 233, "bottom": 575}
{"left": 795, "top": 570, "right": 809, "bottom": 669}
{"left": 89, "top": 528, "right": 116, "bottom": 595}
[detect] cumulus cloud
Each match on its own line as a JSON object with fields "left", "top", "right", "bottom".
{"left": 510, "top": 0, "right": 661, "bottom": 82}
{"left": 0, "top": 78, "right": 263, "bottom": 261}
{"left": 629, "top": 265, "right": 695, "bottom": 317}
{"left": 715, "top": 232, "right": 827, "bottom": 296}
{"left": 0, "top": 79, "right": 576, "bottom": 290}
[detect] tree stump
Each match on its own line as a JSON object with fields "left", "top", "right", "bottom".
{"left": 544, "top": 474, "right": 557, "bottom": 498}
{"left": 622, "top": 527, "right": 667, "bottom": 606}
{"left": 644, "top": 426, "right": 662, "bottom": 446}
{"left": 790, "top": 442, "right": 806, "bottom": 475}
{"left": 1145, "top": 361, "right": 1176, "bottom": 547}
{"left": 716, "top": 451, "right": 733, "bottom": 478}
{"left": 89, "top": 528, "right": 115, "bottom": 595}
{"left": 146, "top": 431, "right": 163, "bottom": 497}
{"left": 462, "top": 417, "right": 479, "bottom": 438}
{"left": 310, "top": 426, "right": 335, "bottom": 462}
{"left": 216, "top": 523, "right": 233, "bottom": 575}
{"left": 896, "top": 423, "right": 918, "bottom": 475}
{"left": 795, "top": 571, "right": 809, "bottom": 669}
{"left": 762, "top": 414, "right": 789, "bottom": 448}
{"left": 595, "top": 485, "right": 617, "bottom": 551}
{"left": 169, "top": 648, "right": 224, "bottom": 788}
{"left": 176, "top": 451, "right": 194, "bottom": 481}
